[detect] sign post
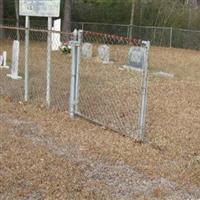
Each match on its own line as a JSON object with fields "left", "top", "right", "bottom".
{"left": 24, "top": 16, "right": 30, "bottom": 101}
{"left": 19, "top": 0, "right": 61, "bottom": 105}
{"left": 46, "top": 17, "right": 53, "bottom": 107}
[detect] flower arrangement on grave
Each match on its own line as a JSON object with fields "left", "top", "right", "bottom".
{"left": 59, "top": 41, "right": 71, "bottom": 54}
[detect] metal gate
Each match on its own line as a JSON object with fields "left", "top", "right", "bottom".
{"left": 69, "top": 30, "right": 150, "bottom": 141}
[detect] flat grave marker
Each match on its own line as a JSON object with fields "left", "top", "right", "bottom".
{"left": 154, "top": 71, "right": 174, "bottom": 78}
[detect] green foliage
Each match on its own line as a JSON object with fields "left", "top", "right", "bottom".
{"left": 2, "top": 0, "right": 200, "bottom": 30}
{"left": 72, "top": 0, "right": 131, "bottom": 24}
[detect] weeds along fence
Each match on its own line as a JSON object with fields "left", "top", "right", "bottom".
{"left": 2, "top": 19, "right": 200, "bottom": 49}
{"left": 0, "top": 25, "right": 149, "bottom": 141}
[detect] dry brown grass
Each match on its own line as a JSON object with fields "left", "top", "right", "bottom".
{"left": 0, "top": 40, "right": 200, "bottom": 199}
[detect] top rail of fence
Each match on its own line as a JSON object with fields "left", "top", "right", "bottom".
{"left": 2, "top": 18, "right": 200, "bottom": 32}
{"left": 0, "top": 25, "right": 73, "bottom": 36}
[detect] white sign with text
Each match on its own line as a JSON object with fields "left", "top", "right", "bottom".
{"left": 19, "top": 0, "right": 61, "bottom": 17}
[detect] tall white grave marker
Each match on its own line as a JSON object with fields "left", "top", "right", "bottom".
{"left": 7, "top": 40, "right": 22, "bottom": 80}
{"left": 52, "top": 18, "right": 61, "bottom": 51}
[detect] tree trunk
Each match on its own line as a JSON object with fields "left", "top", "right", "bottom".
{"left": 15, "top": 0, "right": 20, "bottom": 40}
{"left": 63, "top": 0, "right": 72, "bottom": 33}
{"left": 139, "top": 0, "right": 143, "bottom": 26}
{"left": 129, "top": 0, "right": 135, "bottom": 39}
{"left": 0, "top": 0, "right": 4, "bottom": 39}
{"left": 187, "top": 0, "right": 198, "bottom": 29}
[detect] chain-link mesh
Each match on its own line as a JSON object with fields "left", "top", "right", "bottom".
{"left": 0, "top": 25, "right": 72, "bottom": 111}
{"left": 0, "top": 26, "right": 25, "bottom": 102}
{"left": 172, "top": 28, "right": 200, "bottom": 50}
{"left": 79, "top": 22, "right": 200, "bottom": 49}
{"left": 76, "top": 31, "right": 146, "bottom": 139}
{"left": 2, "top": 19, "right": 200, "bottom": 49}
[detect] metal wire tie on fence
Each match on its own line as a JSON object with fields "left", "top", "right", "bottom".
{"left": 73, "top": 41, "right": 80, "bottom": 47}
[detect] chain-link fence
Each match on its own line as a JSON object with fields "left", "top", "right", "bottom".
{"left": 1, "top": 22, "right": 200, "bottom": 142}
{"left": 0, "top": 26, "right": 25, "bottom": 102}
{"left": 0, "top": 25, "right": 73, "bottom": 111}
{"left": 75, "top": 22, "right": 200, "bottom": 50}
{"left": 0, "top": 25, "right": 149, "bottom": 141}
{"left": 2, "top": 19, "right": 200, "bottom": 49}
{"left": 72, "top": 22, "right": 200, "bottom": 50}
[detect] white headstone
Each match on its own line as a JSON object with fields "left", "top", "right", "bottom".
{"left": 125, "top": 47, "right": 146, "bottom": 71}
{"left": 82, "top": 43, "right": 93, "bottom": 58}
{"left": 7, "top": 40, "right": 22, "bottom": 80}
{"left": 52, "top": 18, "right": 61, "bottom": 51}
{"left": 98, "top": 45, "right": 111, "bottom": 64}
{"left": 3, "top": 51, "right": 9, "bottom": 68}
{"left": 0, "top": 55, "right": 3, "bottom": 66}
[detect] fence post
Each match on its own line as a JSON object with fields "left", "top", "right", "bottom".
{"left": 81, "top": 22, "right": 84, "bottom": 31}
{"left": 138, "top": 40, "right": 150, "bottom": 141}
{"left": 170, "top": 27, "right": 173, "bottom": 48}
{"left": 69, "top": 29, "right": 78, "bottom": 118}
{"left": 24, "top": 16, "right": 30, "bottom": 102}
{"left": 46, "top": 17, "right": 53, "bottom": 107}
{"left": 74, "top": 30, "right": 83, "bottom": 113}
{"left": 129, "top": 25, "right": 133, "bottom": 40}
{"left": 127, "top": 25, "right": 130, "bottom": 38}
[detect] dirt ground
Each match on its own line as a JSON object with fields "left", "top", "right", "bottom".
{"left": 0, "top": 98, "right": 200, "bottom": 200}
{"left": 0, "top": 35, "right": 200, "bottom": 199}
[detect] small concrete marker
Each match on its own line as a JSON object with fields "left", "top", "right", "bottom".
{"left": 0, "top": 51, "right": 9, "bottom": 69}
{"left": 3, "top": 51, "right": 9, "bottom": 69}
{"left": 98, "top": 45, "right": 113, "bottom": 64}
{"left": 82, "top": 43, "right": 93, "bottom": 58}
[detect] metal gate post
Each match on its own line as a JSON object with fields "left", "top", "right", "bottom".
{"left": 46, "top": 17, "right": 53, "bottom": 107}
{"left": 74, "top": 30, "right": 83, "bottom": 113}
{"left": 169, "top": 27, "right": 173, "bottom": 48}
{"left": 138, "top": 41, "right": 150, "bottom": 141}
{"left": 69, "top": 29, "right": 78, "bottom": 118}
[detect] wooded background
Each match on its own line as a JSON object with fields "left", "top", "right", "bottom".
{"left": 0, "top": 0, "right": 200, "bottom": 31}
